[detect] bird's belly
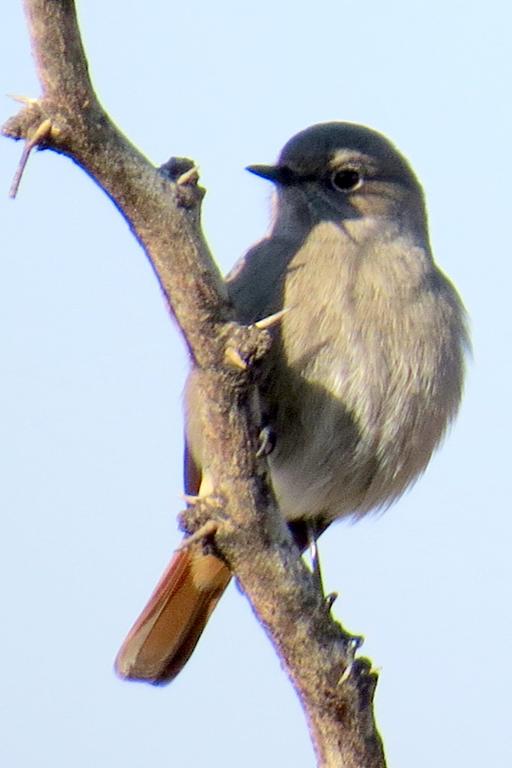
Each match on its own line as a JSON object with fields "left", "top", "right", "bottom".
{"left": 265, "top": 355, "right": 451, "bottom": 524}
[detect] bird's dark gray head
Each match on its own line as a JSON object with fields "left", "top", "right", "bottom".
{"left": 247, "top": 122, "right": 426, "bottom": 232}
{"left": 248, "top": 122, "right": 419, "bottom": 190}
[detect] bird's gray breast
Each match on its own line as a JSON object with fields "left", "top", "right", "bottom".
{"left": 228, "top": 220, "right": 465, "bottom": 523}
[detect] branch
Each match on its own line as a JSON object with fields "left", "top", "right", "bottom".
{"left": 3, "top": 2, "right": 386, "bottom": 766}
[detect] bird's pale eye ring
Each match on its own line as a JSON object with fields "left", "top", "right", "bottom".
{"left": 330, "top": 168, "right": 363, "bottom": 192}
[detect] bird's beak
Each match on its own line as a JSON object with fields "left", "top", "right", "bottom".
{"left": 246, "top": 164, "right": 287, "bottom": 184}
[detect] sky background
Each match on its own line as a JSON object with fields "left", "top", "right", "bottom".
{"left": 0, "top": 1, "right": 510, "bottom": 766}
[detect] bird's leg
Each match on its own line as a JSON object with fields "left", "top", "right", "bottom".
{"left": 306, "top": 522, "right": 339, "bottom": 610}
{"left": 307, "top": 522, "right": 325, "bottom": 595}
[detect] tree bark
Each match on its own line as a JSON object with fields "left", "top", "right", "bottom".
{"left": 2, "top": 3, "right": 387, "bottom": 766}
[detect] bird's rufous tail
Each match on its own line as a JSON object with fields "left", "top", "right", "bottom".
{"left": 115, "top": 546, "right": 231, "bottom": 684}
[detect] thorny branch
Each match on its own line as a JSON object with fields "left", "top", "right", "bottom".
{"left": 2, "top": 2, "right": 386, "bottom": 766}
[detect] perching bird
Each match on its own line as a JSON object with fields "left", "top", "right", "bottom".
{"left": 115, "top": 122, "right": 468, "bottom": 684}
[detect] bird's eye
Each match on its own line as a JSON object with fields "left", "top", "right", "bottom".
{"left": 330, "top": 168, "right": 362, "bottom": 192}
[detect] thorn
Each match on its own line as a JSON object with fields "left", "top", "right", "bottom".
{"left": 255, "top": 425, "right": 276, "bottom": 458}
{"left": 8, "top": 93, "right": 38, "bottom": 106}
{"left": 337, "top": 635, "right": 365, "bottom": 683}
{"left": 176, "top": 165, "right": 199, "bottom": 186}
{"left": 224, "top": 346, "right": 248, "bottom": 370}
{"left": 49, "top": 123, "right": 62, "bottom": 140}
{"left": 182, "top": 491, "right": 222, "bottom": 507}
{"left": 27, "top": 118, "right": 52, "bottom": 143}
{"left": 325, "top": 592, "right": 338, "bottom": 610}
{"left": 338, "top": 663, "right": 352, "bottom": 685}
{"left": 9, "top": 117, "right": 53, "bottom": 199}
{"left": 338, "top": 638, "right": 360, "bottom": 684}
{"left": 254, "top": 307, "right": 290, "bottom": 330}
{"left": 175, "top": 520, "right": 218, "bottom": 550}
{"left": 348, "top": 635, "right": 364, "bottom": 654}
{"left": 182, "top": 493, "right": 201, "bottom": 505}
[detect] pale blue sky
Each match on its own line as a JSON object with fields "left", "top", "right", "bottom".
{"left": 1, "top": 2, "right": 510, "bottom": 766}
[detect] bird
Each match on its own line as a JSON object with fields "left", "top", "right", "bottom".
{"left": 115, "top": 122, "right": 468, "bottom": 684}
